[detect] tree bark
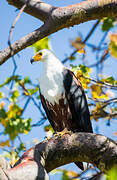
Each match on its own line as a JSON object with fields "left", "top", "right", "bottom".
{"left": 0, "top": 0, "right": 117, "bottom": 64}
{"left": 0, "top": 133, "right": 117, "bottom": 180}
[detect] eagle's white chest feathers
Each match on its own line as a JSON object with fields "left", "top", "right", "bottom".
{"left": 39, "top": 56, "right": 65, "bottom": 105}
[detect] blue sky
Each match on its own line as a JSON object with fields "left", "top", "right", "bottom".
{"left": 0, "top": 0, "right": 117, "bottom": 179}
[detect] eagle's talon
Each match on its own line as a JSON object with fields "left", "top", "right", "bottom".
{"left": 54, "top": 128, "right": 72, "bottom": 137}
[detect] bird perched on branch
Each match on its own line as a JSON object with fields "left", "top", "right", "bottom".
{"left": 30, "top": 49, "right": 93, "bottom": 170}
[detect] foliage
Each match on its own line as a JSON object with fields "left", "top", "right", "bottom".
{"left": 109, "top": 33, "right": 117, "bottom": 58}
{"left": 106, "top": 166, "right": 117, "bottom": 180}
{"left": 70, "top": 64, "right": 91, "bottom": 89}
{"left": 0, "top": 75, "right": 40, "bottom": 162}
{"left": 0, "top": 103, "right": 31, "bottom": 140}
{"left": 30, "top": 37, "right": 51, "bottom": 53}
{"left": 101, "top": 17, "right": 115, "bottom": 31}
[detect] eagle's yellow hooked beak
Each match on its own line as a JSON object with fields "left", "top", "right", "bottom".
{"left": 30, "top": 52, "right": 43, "bottom": 64}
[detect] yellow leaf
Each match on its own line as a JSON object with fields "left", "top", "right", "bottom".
{"left": 0, "top": 118, "right": 8, "bottom": 127}
{"left": 23, "top": 130, "right": 29, "bottom": 135}
{"left": 109, "top": 42, "right": 117, "bottom": 58}
{"left": 0, "top": 140, "right": 10, "bottom": 147}
{"left": 77, "top": 48, "right": 85, "bottom": 54}
{"left": 91, "top": 103, "right": 102, "bottom": 121}
{"left": 71, "top": 37, "right": 85, "bottom": 50}
{"left": 7, "top": 104, "right": 14, "bottom": 118}
{"left": 109, "top": 33, "right": 117, "bottom": 58}
{"left": 7, "top": 111, "right": 14, "bottom": 119}
{"left": 74, "top": 69, "right": 83, "bottom": 79}
{"left": 66, "top": 170, "right": 78, "bottom": 177}
{"left": 91, "top": 84, "right": 108, "bottom": 100}
{"left": 24, "top": 91, "right": 30, "bottom": 96}
{"left": 0, "top": 102, "right": 5, "bottom": 109}
{"left": 80, "top": 77, "right": 90, "bottom": 89}
{"left": 109, "top": 33, "right": 117, "bottom": 46}
{"left": 51, "top": 168, "right": 79, "bottom": 179}
{"left": 7, "top": 104, "right": 23, "bottom": 118}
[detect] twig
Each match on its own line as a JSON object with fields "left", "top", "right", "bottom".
{"left": 103, "top": 97, "right": 117, "bottom": 104}
{"left": 89, "top": 97, "right": 117, "bottom": 105}
{"left": 62, "top": 20, "right": 100, "bottom": 64}
{"left": 86, "top": 43, "right": 106, "bottom": 51}
{"left": 89, "top": 49, "right": 109, "bottom": 67}
{"left": 19, "top": 82, "right": 47, "bottom": 120}
{"left": 31, "top": 118, "right": 46, "bottom": 127}
{"left": 84, "top": 75, "right": 117, "bottom": 90}
{"left": 7, "top": 4, "right": 27, "bottom": 90}
{"left": 10, "top": 56, "right": 18, "bottom": 89}
{"left": 21, "top": 97, "right": 31, "bottom": 115}
{"left": 31, "top": 97, "right": 47, "bottom": 120}
{"left": 83, "top": 20, "right": 100, "bottom": 43}
{"left": 8, "top": 4, "right": 27, "bottom": 50}
{"left": 17, "top": 135, "right": 23, "bottom": 144}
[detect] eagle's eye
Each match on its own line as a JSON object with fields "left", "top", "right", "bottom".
{"left": 39, "top": 52, "right": 42, "bottom": 56}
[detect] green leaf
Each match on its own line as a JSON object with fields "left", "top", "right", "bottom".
{"left": 17, "top": 142, "right": 26, "bottom": 153}
{"left": 28, "top": 86, "right": 39, "bottom": 95}
{"left": 69, "top": 56, "right": 76, "bottom": 61}
{"left": 0, "top": 109, "right": 7, "bottom": 119}
{"left": 4, "top": 117, "right": 32, "bottom": 141}
{"left": 36, "top": 95, "right": 40, "bottom": 99}
{"left": 70, "top": 64, "right": 91, "bottom": 74}
{"left": 103, "top": 76, "right": 115, "bottom": 84}
{"left": 44, "top": 124, "right": 54, "bottom": 133}
{"left": 30, "top": 37, "right": 51, "bottom": 53}
{"left": 11, "top": 90, "right": 19, "bottom": 102}
{"left": 0, "top": 76, "right": 21, "bottom": 88}
{"left": 0, "top": 92, "right": 4, "bottom": 99}
{"left": 70, "top": 64, "right": 78, "bottom": 71}
{"left": 79, "top": 64, "right": 90, "bottom": 74}
{"left": 23, "top": 77, "right": 31, "bottom": 84}
{"left": 62, "top": 170, "right": 71, "bottom": 180}
{"left": 110, "top": 41, "right": 117, "bottom": 58}
{"left": 106, "top": 166, "right": 117, "bottom": 180}
{"left": 101, "top": 17, "right": 115, "bottom": 31}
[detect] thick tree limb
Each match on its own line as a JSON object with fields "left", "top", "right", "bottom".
{"left": 0, "top": 0, "right": 117, "bottom": 64}
{"left": 0, "top": 133, "right": 117, "bottom": 180}
{"left": 7, "top": 0, "right": 56, "bottom": 22}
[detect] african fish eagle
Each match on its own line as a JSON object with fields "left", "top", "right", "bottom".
{"left": 31, "top": 49, "right": 93, "bottom": 170}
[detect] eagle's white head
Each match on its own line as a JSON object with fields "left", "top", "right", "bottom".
{"left": 30, "top": 49, "right": 58, "bottom": 63}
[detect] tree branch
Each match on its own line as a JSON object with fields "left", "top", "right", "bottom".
{"left": 7, "top": 0, "right": 56, "bottom": 22}
{"left": 0, "top": 133, "right": 117, "bottom": 180}
{"left": 0, "top": 22, "right": 52, "bottom": 65}
{"left": 1, "top": 0, "right": 117, "bottom": 65}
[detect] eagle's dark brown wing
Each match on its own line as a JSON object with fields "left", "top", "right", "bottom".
{"left": 63, "top": 68, "right": 93, "bottom": 133}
